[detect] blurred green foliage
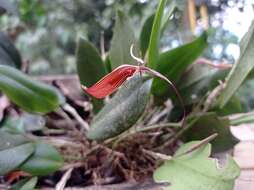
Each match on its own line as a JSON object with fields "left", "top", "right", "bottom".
{"left": 0, "top": 0, "right": 244, "bottom": 75}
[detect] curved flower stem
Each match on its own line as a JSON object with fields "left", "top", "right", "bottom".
{"left": 140, "top": 66, "right": 186, "bottom": 127}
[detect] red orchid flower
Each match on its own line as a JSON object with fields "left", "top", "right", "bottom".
{"left": 6, "top": 171, "right": 31, "bottom": 184}
{"left": 81, "top": 45, "right": 186, "bottom": 124}
{"left": 81, "top": 64, "right": 138, "bottom": 99}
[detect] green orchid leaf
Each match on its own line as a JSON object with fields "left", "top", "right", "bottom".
{"left": 2, "top": 114, "right": 45, "bottom": 134}
{"left": 76, "top": 37, "right": 106, "bottom": 113}
{"left": 87, "top": 76, "right": 152, "bottom": 140}
{"left": 219, "top": 20, "right": 254, "bottom": 107}
{"left": 20, "top": 177, "right": 38, "bottom": 190}
{"left": 19, "top": 142, "right": 63, "bottom": 176}
{"left": 140, "top": 14, "right": 155, "bottom": 58}
{"left": 147, "top": 0, "right": 167, "bottom": 69}
{"left": 0, "top": 131, "right": 34, "bottom": 175}
{"left": 0, "top": 65, "right": 65, "bottom": 114}
{"left": 152, "top": 32, "right": 208, "bottom": 98}
{"left": 110, "top": 10, "right": 136, "bottom": 69}
{"left": 0, "top": 32, "right": 22, "bottom": 68}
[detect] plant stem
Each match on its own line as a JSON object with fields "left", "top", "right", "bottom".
{"left": 157, "top": 116, "right": 200, "bottom": 151}
{"left": 176, "top": 133, "right": 218, "bottom": 157}
{"left": 227, "top": 111, "right": 254, "bottom": 126}
{"left": 142, "top": 149, "right": 172, "bottom": 160}
{"left": 111, "top": 121, "right": 181, "bottom": 147}
{"left": 136, "top": 122, "right": 182, "bottom": 133}
{"left": 62, "top": 103, "right": 89, "bottom": 131}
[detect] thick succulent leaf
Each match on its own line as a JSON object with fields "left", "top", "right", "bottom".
{"left": 76, "top": 37, "right": 106, "bottom": 113}
{"left": 20, "top": 177, "right": 38, "bottom": 190}
{"left": 0, "top": 143, "right": 34, "bottom": 175}
{"left": 87, "top": 76, "right": 152, "bottom": 140}
{"left": 12, "top": 179, "right": 30, "bottom": 190}
{"left": 147, "top": 0, "right": 167, "bottom": 69}
{"left": 152, "top": 32, "right": 208, "bottom": 98}
{"left": 154, "top": 141, "right": 240, "bottom": 190}
{"left": 0, "top": 131, "right": 29, "bottom": 150}
{"left": 0, "top": 131, "right": 35, "bottom": 175}
{"left": 2, "top": 114, "right": 45, "bottom": 134}
{"left": 19, "top": 142, "right": 63, "bottom": 176}
{"left": 140, "top": 14, "right": 155, "bottom": 58}
{"left": 110, "top": 10, "right": 136, "bottom": 69}
{"left": 0, "top": 32, "right": 22, "bottom": 68}
{"left": 219, "top": 20, "right": 254, "bottom": 107}
{"left": 183, "top": 113, "right": 239, "bottom": 153}
{"left": 0, "top": 65, "right": 65, "bottom": 113}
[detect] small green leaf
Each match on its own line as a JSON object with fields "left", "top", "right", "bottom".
{"left": 0, "top": 131, "right": 35, "bottom": 175}
{"left": 154, "top": 141, "right": 240, "bottom": 190}
{"left": 147, "top": 0, "right": 167, "bottom": 69}
{"left": 87, "top": 76, "right": 152, "bottom": 140}
{"left": 12, "top": 178, "right": 30, "bottom": 190}
{"left": 140, "top": 14, "right": 155, "bottom": 57}
{"left": 0, "top": 65, "right": 65, "bottom": 113}
{"left": 0, "top": 130, "right": 29, "bottom": 149}
{"left": 2, "top": 114, "right": 45, "bottom": 134}
{"left": 152, "top": 32, "right": 208, "bottom": 98}
{"left": 183, "top": 113, "right": 239, "bottom": 153}
{"left": 0, "top": 142, "right": 34, "bottom": 175}
{"left": 19, "top": 142, "right": 63, "bottom": 176}
{"left": 110, "top": 10, "right": 136, "bottom": 69}
{"left": 76, "top": 37, "right": 106, "bottom": 87}
{"left": 20, "top": 177, "right": 38, "bottom": 190}
{"left": 0, "top": 32, "right": 22, "bottom": 69}
{"left": 76, "top": 37, "right": 106, "bottom": 113}
{"left": 219, "top": 20, "right": 254, "bottom": 107}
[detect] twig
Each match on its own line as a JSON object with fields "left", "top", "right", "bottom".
{"left": 38, "top": 136, "right": 84, "bottom": 148}
{"left": 145, "top": 134, "right": 217, "bottom": 162}
{"left": 176, "top": 133, "right": 218, "bottom": 157}
{"left": 157, "top": 116, "right": 200, "bottom": 151}
{"left": 61, "top": 162, "right": 85, "bottom": 171}
{"left": 56, "top": 107, "right": 79, "bottom": 132}
{"left": 62, "top": 103, "right": 89, "bottom": 131}
{"left": 136, "top": 122, "right": 181, "bottom": 133}
{"left": 196, "top": 58, "right": 232, "bottom": 69}
{"left": 109, "top": 121, "right": 181, "bottom": 147}
{"left": 203, "top": 81, "right": 225, "bottom": 112}
{"left": 147, "top": 101, "right": 172, "bottom": 125}
{"left": 56, "top": 168, "right": 73, "bottom": 190}
{"left": 142, "top": 149, "right": 172, "bottom": 160}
